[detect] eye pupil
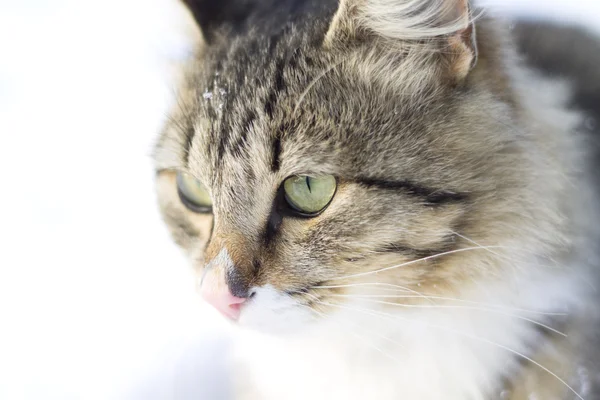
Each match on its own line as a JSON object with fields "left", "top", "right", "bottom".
{"left": 283, "top": 175, "right": 337, "bottom": 216}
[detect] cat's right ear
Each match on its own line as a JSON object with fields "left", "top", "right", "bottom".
{"left": 324, "top": 0, "right": 478, "bottom": 82}
{"left": 179, "top": 0, "right": 251, "bottom": 43}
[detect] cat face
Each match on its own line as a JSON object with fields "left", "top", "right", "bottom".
{"left": 154, "top": 0, "right": 567, "bottom": 334}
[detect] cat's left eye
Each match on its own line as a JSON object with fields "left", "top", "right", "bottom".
{"left": 176, "top": 171, "right": 212, "bottom": 213}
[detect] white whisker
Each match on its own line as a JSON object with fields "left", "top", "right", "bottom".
{"left": 317, "top": 281, "right": 435, "bottom": 304}
{"left": 451, "top": 231, "right": 523, "bottom": 290}
{"left": 293, "top": 60, "right": 345, "bottom": 115}
{"left": 314, "top": 299, "right": 584, "bottom": 400}
{"left": 329, "top": 246, "right": 509, "bottom": 281}
{"left": 328, "top": 297, "right": 567, "bottom": 337}
{"left": 316, "top": 282, "right": 412, "bottom": 292}
{"left": 324, "top": 292, "right": 568, "bottom": 316}
{"left": 451, "top": 231, "right": 560, "bottom": 270}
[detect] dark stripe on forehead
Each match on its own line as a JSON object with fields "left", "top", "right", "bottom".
{"left": 357, "top": 178, "right": 467, "bottom": 205}
{"left": 271, "top": 134, "right": 282, "bottom": 172}
{"left": 264, "top": 35, "right": 302, "bottom": 119}
{"left": 210, "top": 31, "right": 293, "bottom": 168}
{"left": 183, "top": 124, "right": 195, "bottom": 165}
{"left": 271, "top": 110, "right": 297, "bottom": 172}
{"left": 264, "top": 56, "right": 287, "bottom": 118}
{"left": 228, "top": 109, "right": 257, "bottom": 158}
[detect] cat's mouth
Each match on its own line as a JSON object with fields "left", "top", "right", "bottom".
{"left": 233, "top": 285, "right": 318, "bottom": 334}
{"left": 200, "top": 264, "right": 317, "bottom": 332}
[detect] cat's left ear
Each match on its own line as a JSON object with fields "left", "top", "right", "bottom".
{"left": 324, "top": 0, "right": 478, "bottom": 81}
{"left": 180, "top": 0, "right": 252, "bottom": 43}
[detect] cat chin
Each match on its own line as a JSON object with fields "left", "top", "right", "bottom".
{"left": 237, "top": 285, "right": 318, "bottom": 336}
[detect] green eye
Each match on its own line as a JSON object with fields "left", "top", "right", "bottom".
{"left": 283, "top": 175, "right": 337, "bottom": 216}
{"left": 176, "top": 171, "right": 212, "bottom": 213}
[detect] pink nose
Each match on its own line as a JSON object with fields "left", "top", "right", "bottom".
{"left": 201, "top": 284, "right": 247, "bottom": 320}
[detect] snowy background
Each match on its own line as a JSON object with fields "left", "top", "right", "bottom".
{"left": 0, "top": 1, "right": 598, "bottom": 399}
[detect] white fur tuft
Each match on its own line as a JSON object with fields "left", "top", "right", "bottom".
{"left": 358, "top": 0, "right": 473, "bottom": 40}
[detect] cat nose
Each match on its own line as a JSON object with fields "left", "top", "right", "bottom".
{"left": 202, "top": 286, "right": 246, "bottom": 320}
{"left": 200, "top": 272, "right": 247, "bottom": 320}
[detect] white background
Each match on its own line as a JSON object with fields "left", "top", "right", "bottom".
{"left": 0, "top": 1, "right": 598, "bottom": 399}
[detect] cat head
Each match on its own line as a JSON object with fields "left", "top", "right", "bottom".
{"left": 154, "top": 0, "right": 569, "bottom": 334}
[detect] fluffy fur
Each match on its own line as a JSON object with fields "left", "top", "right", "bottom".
{"left": 326, "top": 0, "right": 472, "bottom": 43}
{"left": 154, "top": 0, "right": 600, "bottom": 398}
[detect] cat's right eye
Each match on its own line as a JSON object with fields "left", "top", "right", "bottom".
{"left": 283, "top": 175, "right": 337, "bottom": 216}
{"left": 176, "top": 171, "right": 212, "bottom": 213}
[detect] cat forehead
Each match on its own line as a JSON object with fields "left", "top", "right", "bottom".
{"left": 187, "top": 46, "right": 437, "bottom": 152}
{"left": 156, "top": 29, "right": 479, "bottom": 186}
{"left": 182, "top": 40, "right": 337, "bottom": 172}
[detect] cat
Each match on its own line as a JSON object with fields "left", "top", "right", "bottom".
{"left": 153, "top": 0, "right": 600, "bottom": 398}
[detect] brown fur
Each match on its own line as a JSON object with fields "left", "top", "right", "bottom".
{"left": 154, "top": 0, "right": 600, "bottom": 398}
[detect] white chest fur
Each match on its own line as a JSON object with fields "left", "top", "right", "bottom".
{"left": 234, "top": 270, "right": 585, "bottom": 400}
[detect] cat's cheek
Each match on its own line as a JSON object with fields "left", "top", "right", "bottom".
{"left": 155, "top": 170, "right": 214, "bottom": 252}
{"left": 237, "top": 285, "right": 316, "bottom": 335}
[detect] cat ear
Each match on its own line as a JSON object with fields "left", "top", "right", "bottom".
{"left": 324, "top": 0, "right": 478, "bottom": 81}
{"left": 443, "top": 0, "right": 478, "bottom": 81}
{"left": 179, "top": 0, "right": 252, "bottom": 43}
{"left": 323, "top": 0, "right": 362, "bottom": 45}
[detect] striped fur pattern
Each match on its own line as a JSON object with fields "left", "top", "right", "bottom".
{"left": 154, "top": 1, "right": 600, "bottom": 398}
